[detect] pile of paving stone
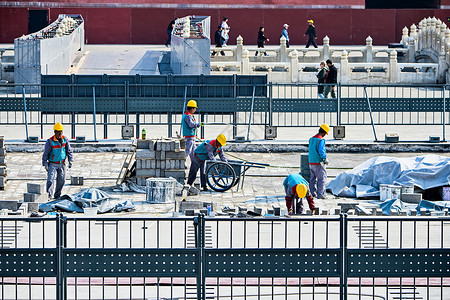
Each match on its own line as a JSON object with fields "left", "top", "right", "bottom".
{"left": 134, "top": 138, "right": 186, "bottom": 186}
{"left": 0, "top": 136, "right": 6, "bottom": 190}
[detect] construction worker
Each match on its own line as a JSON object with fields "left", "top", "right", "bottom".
{"left": 182, "top": 100, "right": 204, "bottom": 158}
{"left": 187, "top": 134, "right": 227, "bottom": 191}
{"left": 308, "top": 123, "right": 330, "bottom": 199}
{"left": 283, "top": 173, "right": 315, "bottom": 215}
{"left": 42, "top": 123, "right": 73, "bottom": 200}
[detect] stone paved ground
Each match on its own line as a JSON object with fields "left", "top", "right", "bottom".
{"left": 1, "top": 151, "right": 448, "bottom": 216}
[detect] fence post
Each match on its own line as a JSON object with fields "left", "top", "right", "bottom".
{"left": 269, "top": 82, "right": 273, "bottom": 127}
{"left": 340, "top": 213, "right": 348, "bottom": 300}
{"left": 92, "top": 85, "right": 97, "bottom": 142}
{"left": 337, "top": 83, "right": 341, "bottom": 126}
{"left": 22, "top": 85, "right": 29, "bottom": 142}
{"left": 55, "top": 213, "right": 67, "bottom": 300}
{"left": 194, "top": 214, "right": 206, "bottom": 300}
{"left": 443, "top": 85, "right": 447, "bottom": 142}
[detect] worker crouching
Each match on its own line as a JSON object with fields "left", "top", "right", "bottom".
{"left": 187, "top": 134, "right": 227, "bottom": 191}
{"left": 283, "top": 173, "right": 315, "bottom": 215}
{"left": 42, "top": 123, "right": 73, "bottom": 200}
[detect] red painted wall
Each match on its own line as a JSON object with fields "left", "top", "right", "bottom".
{"left": 1, "top": 7, "right": 450, "bottom": 45}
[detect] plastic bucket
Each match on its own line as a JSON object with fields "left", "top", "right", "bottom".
{"left": 379, "top": 184, "right": 390, "bottom": 201}
{"left": 83, "top": 207, "right": 97, "bottom": 216}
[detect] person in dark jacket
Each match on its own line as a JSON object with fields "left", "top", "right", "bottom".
{"left": 316, "top": 60, "right": 328, "bottom": 98}
{"left": 165, "top": 18, "right": 176, "bottom": 47}
{"left": 324, "top": 59, "right": 337, "bottom": 98}
{"left": 304, "top": 19, "right": 318, "bottom": 48}
{"left": 256, "top": 26, "right": 269, "bottom": 56}
{"left": 212, "top": 26, "right": 225, "bottom": 56}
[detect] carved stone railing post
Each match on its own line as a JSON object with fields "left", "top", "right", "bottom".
{"left": 241, "top": 49, "right": 250, "bottom": 74}
{"left": 438, "top": 45, "right": 447, "bottom": 83}
{"left": 401, "top": 26, "right": 409, "bottom": 45}
{"left": 280, "top": 36, "right": 288, "bottom": 62}
{"left": 408, "top": 36, "right": 416, "bottom": 63}
{"left": 236, "top": 35, "right": 243, "bottom": 62}
{"left": 340, "top": 50, "right": 349, "bottom": 84}
{"left": 410, "top": 23, "right": 418, "bottom": 53}
{"left": 323, "top": 35, "right": 330, "bottom": 60}
{"left": 389, "top": 50, "right": 398, "bottom": 83}
{"left": 365, "top": 36, "right": 373, "bottom": 63}
{"left": 290, "top": 49, "right": 299, "bottom": 82}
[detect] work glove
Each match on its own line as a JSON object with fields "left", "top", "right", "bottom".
{"left": 68, "top": 162, "right": 72, "bottom": 169}
{"left": 324, "top": 158, "right": 330, "bottom": 165}
{"left": 200, "top": 122, "right": 205, "bottom": 127}
{"left": 44, "top": 165, "right": 48, "bottom": 172}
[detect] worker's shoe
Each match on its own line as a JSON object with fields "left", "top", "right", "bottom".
{"left": 201, "top": 186, "right": 209, "bottom": 192}
{"left": 288, "top": 208, "right": 293, "bottom": 215}
{"left": 317, "top": 194, "right": 332, "bottom": 199}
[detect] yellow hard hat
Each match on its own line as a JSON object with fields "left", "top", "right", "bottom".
{"left": 216, "top": 134, "right": 226, "bottom": 146}
{"left": 296, "top": 183, "right": 307, "bottom": 198}
{"left": 53, "top": 122, "right": 64, "bottom": 131}
{"left": 320, "top": 123, "right": 330, "bottom": 134}
{"left": 308, "top": 19, "right": 314, "bottom": 24}
{"left": 187, "top": 100, "right": 197, "bottom": 108}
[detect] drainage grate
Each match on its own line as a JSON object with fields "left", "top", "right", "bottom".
{"left": 352, "top": 224, "right": 388, "bottom": 248}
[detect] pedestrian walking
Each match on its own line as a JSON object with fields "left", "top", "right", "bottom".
{"left": 165, "top": 18, "right": 176, "bottom": 47}
{"left": 308, "top": 124, "right": 330, "bottom": 199}
{"left": 283, "top": 173, "right": 315, "bottom": 215}
{"left": 281, "top": 24, "right": 290, "bottom": 48}
{"left": 256, "top": 26, "right": 269, "bottom": 56}
{"left": 221, "top": 17, "right": 230, "bottom": 46}
{"left": 182, "top": 100, "right": 204, "bottom": 158}
{"left": 187, "top": 134, "right": 227, "bottom": 192}
{"left": 316, "top": 60, "right": 328, "bottom": 98}
{"left": 42, "top": 123, "right": 73, "bottom": 200}
{"left": 324, "top": 59, "right": 337, "bottom": 98}
{"left": 304, "top": 19, "right": 318, "bottom": 48}
{"left": 212, "top": 26, "right": 225, "bottom": 56}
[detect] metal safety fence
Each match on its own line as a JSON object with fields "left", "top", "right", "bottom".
{"left": 0, "top": 214, "right": 449, "bottom": 299}
{"left": 0, "top": 81, "right": 449, "bottom": 141}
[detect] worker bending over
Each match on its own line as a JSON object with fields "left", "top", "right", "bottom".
{"left": 308, "top": 123, "right": 330, "bottom": 199}
{"left": 283, "top": 173, "right": 315, "bottom": 215}
{"left": 187, "top": 134, "right": 227, "bottom": 191}
{"left": 181, "top": 100, "right": 204, "bottom": 157}
{"left": 42, "top": 123, "right": 73, "bottom": 200}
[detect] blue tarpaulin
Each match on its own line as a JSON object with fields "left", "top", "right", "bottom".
{"left": 327, "top": 155, "right": 450, "bottom": 198}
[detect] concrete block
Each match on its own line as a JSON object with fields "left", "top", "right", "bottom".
{"left": 0, "top": 200, "right": 20, "bottom": 210}
{"left": 174, "top": 140, "right": 180, "bottom": 151}
{"left": 410, "top": 210, "right": 417, "bottom": 216}
{"left": 0, "top": 136, "right": 3, "bottom": 148}
{"left": 385, "top": 133, "right": 399, "bottom": 143}
{"left": 180, "top": 200, "right": 203, "bottom": 212}
{"left": 184, "top": 209, "right": 195, "bottom": 216}
{"left": 166, "top": 170, "right": 186, "bottom": 178}
{"left": 0, "top": 176, "right": 5, "bottom": 187}
{"left": 135, "top": 150, "right": 156, "bottom": 159}
{"left": 321, "top": 209, "right": 329, "bottom": 215}
{"left": 151, "top": 160, "right": 156, "bottom": 169}
{"left": 148, "top": 140, "right": 156, "bottom": 150}
{"left": 137, "top": 139, "right": 151, "bottom": 149}
{"left": 401, "top": 193, "right": 422, "bottom": 203}
{"left": 0, "top": 157, "right": 5, "bottom": 166}
{"left": 27, "top": 136, "right": 39, "bottom": 143}
{"left": 27, "top": 182, "right": 45, "bottom": 194}
{"left": 175, "top": 160, "right": 180, "bottom": 169}
{"left": 161, "top": 161, "right": 166, "bottom": 169}
{"left": 305, "top": 210, "right": 312, "bottom": 215}
{"left": 136, "top": 169, "right": 156, "bottom": 177}
{"left": 429, "top": 136, "right": 440, "bottom": 143}
{"left": 199, "top": 209, "right": 208, "bottom": 215}
{"left": 75, "top": 136, "right": 86, "bottom": 143}
{"left": 314, "top": 208, "right": 320, "bottom": 215}
{"left": 156, "top": 160, "right": 160, "bottom": 169}
{"left": 0, "top": 148, "right": 5, "bottom": 156}
{"left": 136, "top": 160, "right": 142, "bottom": 169}
{"left": 26, "top": 202, "right": 39, "bottom": 213}
{"left": 376, "top": 209, "right": 383, "bottom": 216}
{"left": 156, "top": 169, "right": 161, "bottom": 177}
{"left": 156, "top": 141, "right": 162, "bottom": 151}
{"left": 160, "top": 170, "right": 165, "bottom": 177}
{"left": 71, "top": 176, "right": 84, "bottom": 185}
{"left": 136, "top": 177, "right": 147, "bottom": 186}
{"left": 166, "top": 150, "right": 186, "bottom": 159}
{"left": 0, "top": 167, "right": 6, "bottom": 176}
{"left": 161, "top": 151, "right": 166, "bottom": 160}
{"left": 334, "top": 208, "right": 341, "bottom": 215}
{"left": 24, "top": 193, "right": 43, "bottom": 202}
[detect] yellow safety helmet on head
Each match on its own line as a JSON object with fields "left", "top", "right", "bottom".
{"left": 187, "top": 100, "right": 197, "bottom": 108}
{"left": 320, "top": 123, "right": 330, "bottom": 135}
{"left": 296, "top": 183, "right": 307, "bottom": 198}
{"left": 308, "top": 19, "right": 314, "bottom": 24}
{"left": 216, "top": 134, "right": 226, "bottom": 146}
{"left": 53, "top": 122, "right": 64, "bottom": 131}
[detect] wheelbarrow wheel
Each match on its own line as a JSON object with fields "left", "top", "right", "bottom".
{"left": 206, "top": 162, "right": 236, "bottom": 192}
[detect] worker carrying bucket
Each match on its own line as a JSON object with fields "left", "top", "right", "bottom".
{"left": 187, "top": 134, "right": 227, "bottom": 192}
{"left": 283, "top": 173, "right": 315, "bottom": 215}
{"left": 181, "top": 100, "right": 204, "bottom": 158}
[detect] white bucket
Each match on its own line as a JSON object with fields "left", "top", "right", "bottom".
{"left": 83, "top": 207, "right": 97, "bottom": 216}
{"left": 401, "top": 184, "right": 414, "bottom": 195}
{"left": 387, "top": 185, "right": 402, "bottom": 200}
{"left": 379, "top": 184, "right": 390, "bottom": 201}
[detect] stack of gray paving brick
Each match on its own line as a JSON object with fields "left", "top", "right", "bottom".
{"left": 135, "top": 138, "right": 186, "bottom": 186}
{"left": 0, "top": 136, "right": 6, "bottom": 190}
{"left": 24, "top": 183, "right": 46, "bottom": 202}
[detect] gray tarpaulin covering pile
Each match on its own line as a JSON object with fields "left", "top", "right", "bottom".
{"left": 327, "top": 155, "right": 450, "bottom": 198}
{"left": 39, "top": 188, "right": 135, "bottom": 213}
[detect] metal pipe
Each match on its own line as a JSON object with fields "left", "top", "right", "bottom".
{"left": 246, "top": 85, "right": 256, "bottom": 141}
{"left": 443, "top": 85, "right": 446, "bottom": 142}
{"left": 22, "top": 85, "right": 29, "bottom": 141}
{"left": 364, "top": 86, "right": 378, "bottom": 142}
